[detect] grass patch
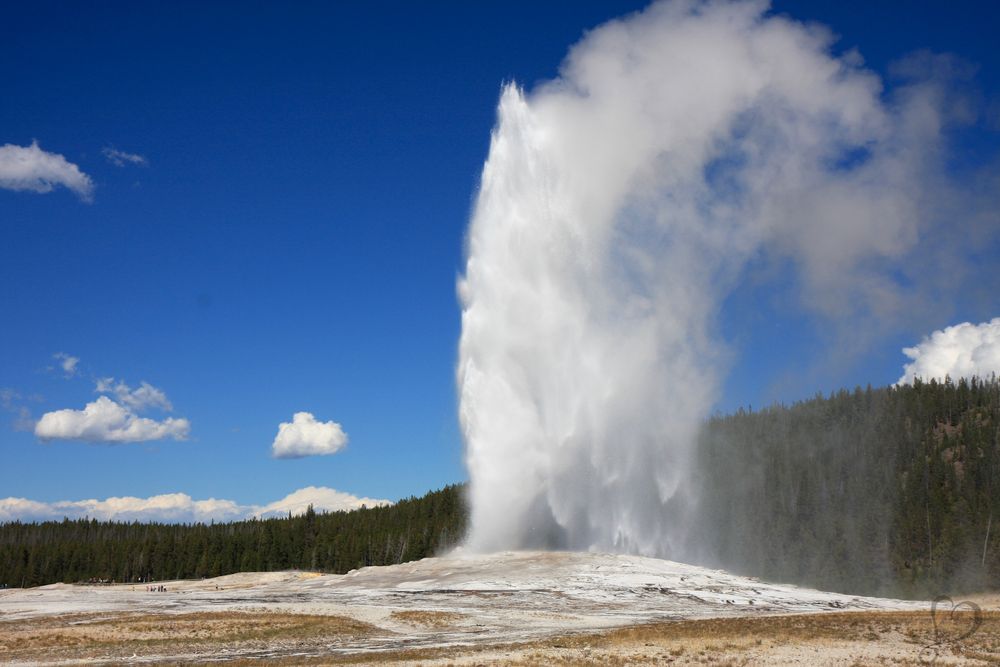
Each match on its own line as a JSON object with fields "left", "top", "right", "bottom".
{"left": 4, "top": 609, "right": 999, "bottom": 665}
{"left": 389, "top": 609, "right": 466, "bottom": 628}
{"left": 0, "top": 611, "right": 378, "bottom": 663}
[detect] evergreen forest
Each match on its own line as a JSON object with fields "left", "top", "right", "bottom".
{"left": 3, "top": 377, "right": 998, "bottom": 598}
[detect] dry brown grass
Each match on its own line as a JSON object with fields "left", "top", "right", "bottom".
{"left": 490, "top": 610, "right": 1000, "bottom": 667}
{"left": 389, "top": 609, "right": 467, "bottom": 628}
{"left": 208, "top": 610, "right": 1000, "bottom": 665}
{"left": 0, "top": 611, "right": 377, "bottom": 664}
{"left": 4, "top": 609, "right": 1000, "bottom": 666}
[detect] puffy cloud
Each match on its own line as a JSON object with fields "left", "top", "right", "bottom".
{"left": 34, "top": 396, "right": 190, "bottom": 443}
{"left": 52, "top": 352, "right": 80, "bottom": 378}
{"left": 898, "top": 318, "right": 1000, "bottom": 384}
{"left": 271, "top": 412, "right": 348, "bottom": 459}
{"left": 0, "top": 141, "right": 93, "bottom": 200}
{"left": 102, "top": 147, "right": 147, "bottom": 167}
{"left": 0, "top": 494, "right": 245, "bottom": 524}
{"left": 0, "top": 486, "right": 391, "bottom": 523}
{"left": 35, "top": 375, "right": 185, "bottom": 443}
{"left": 95, "top": 378, "right": 172, "bottom": 411}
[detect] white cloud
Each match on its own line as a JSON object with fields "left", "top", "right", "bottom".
{"left": 898, "top": 318, "right": 1000, "bottom": 384}
{"left": 0, "top": 494, "right": 245, "bottom": 524}
{"left": 96, "top": 377, "right": 172, "bottom": 411}
{"left": 35, "top": 374, "right": 183, "bottom": 443}
{"left": 102, "top": 147, "right": 147, "bottom": 167}
{"left": 34, "top": 396, "right": 190, "bottom": 443}
{"left": 0, "top": 486, "right": 391, "bottom": 523}
{"left": 52, "top": 352, "right": 80, "bottom": 378}
{"left": 0, "top": 141, "right": 93, "bottom": 200}
{"left": 254, "top": 486, "right": 391, "bottom": 518}
{"left": 271, "top": 412, "right": 348, "bottom": 459}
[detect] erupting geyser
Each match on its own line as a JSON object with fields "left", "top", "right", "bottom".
{"left": 458, "top": 0, "right": 985, "bottom": 556}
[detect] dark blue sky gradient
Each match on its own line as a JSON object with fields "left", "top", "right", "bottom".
{"left": 1, "top": 1, "right": 997, "bottom": 505}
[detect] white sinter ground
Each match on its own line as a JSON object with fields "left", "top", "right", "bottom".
{"left": 0, "top": 551, "right": 925, "bottom": 656}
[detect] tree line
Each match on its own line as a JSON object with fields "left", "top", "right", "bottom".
{"left": 0, "top": 484, "right": 465, "bottom": 588}
{"left": 693, "top": 375, "right": 1000, "bottom": 598}
{"left": 3, "top": 377, "right": 999, "bottom": 597}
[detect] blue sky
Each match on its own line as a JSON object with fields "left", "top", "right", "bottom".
{"left": 2, "top": 0, "right": 998, "bottom": 519}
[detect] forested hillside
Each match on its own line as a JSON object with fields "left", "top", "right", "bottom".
{"left": 0, "top": 484, "right": 465, "bottom": 588}
{"left": 3, "top": 378, "right": 999, "bottom": 597}
{"left": 694, "top": 376, "right": 1000, "bottom": 597}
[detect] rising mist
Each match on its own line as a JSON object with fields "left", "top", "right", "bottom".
{"left": 458, "top": 0, "right": 995, "bottom": 558}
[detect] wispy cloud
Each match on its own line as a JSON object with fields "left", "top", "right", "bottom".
{"left": 102, "top": 147, "right": 147, "bottom": 167}
{"left": 0, "top": 141, "right": 93, "bottom": 201}
{"left": 52, "top": 352, "right": 80, "bottom": 378}
{"left": 95, "top": 377, "right": 172, "bottom": 411}
{"left": 0, "top": 388, "right": 37, "bottom": 432}
{"left": 899, "top": 318, "right": 1000, "bottom": 383}
{"left": 0, "top": 486, "right": 391, "bottom": 523}
{"left": 271, "top": 412, "right": 348, "bottom": 459}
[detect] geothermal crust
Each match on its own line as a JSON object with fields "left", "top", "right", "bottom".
{"left": 0, "top": 550, "right": 924, "bottom": 660}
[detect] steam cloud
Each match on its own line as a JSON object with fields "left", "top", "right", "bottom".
{"left": 458, "top": 0, "right": 997, "bottom": 556}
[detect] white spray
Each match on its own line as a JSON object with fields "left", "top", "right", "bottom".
{"left": 458, "top": 0, "right": 977, "bottom": 556}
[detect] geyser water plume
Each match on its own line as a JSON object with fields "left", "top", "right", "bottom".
{"left": 458, "top": 0, "right": 990, "bottom": 557}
